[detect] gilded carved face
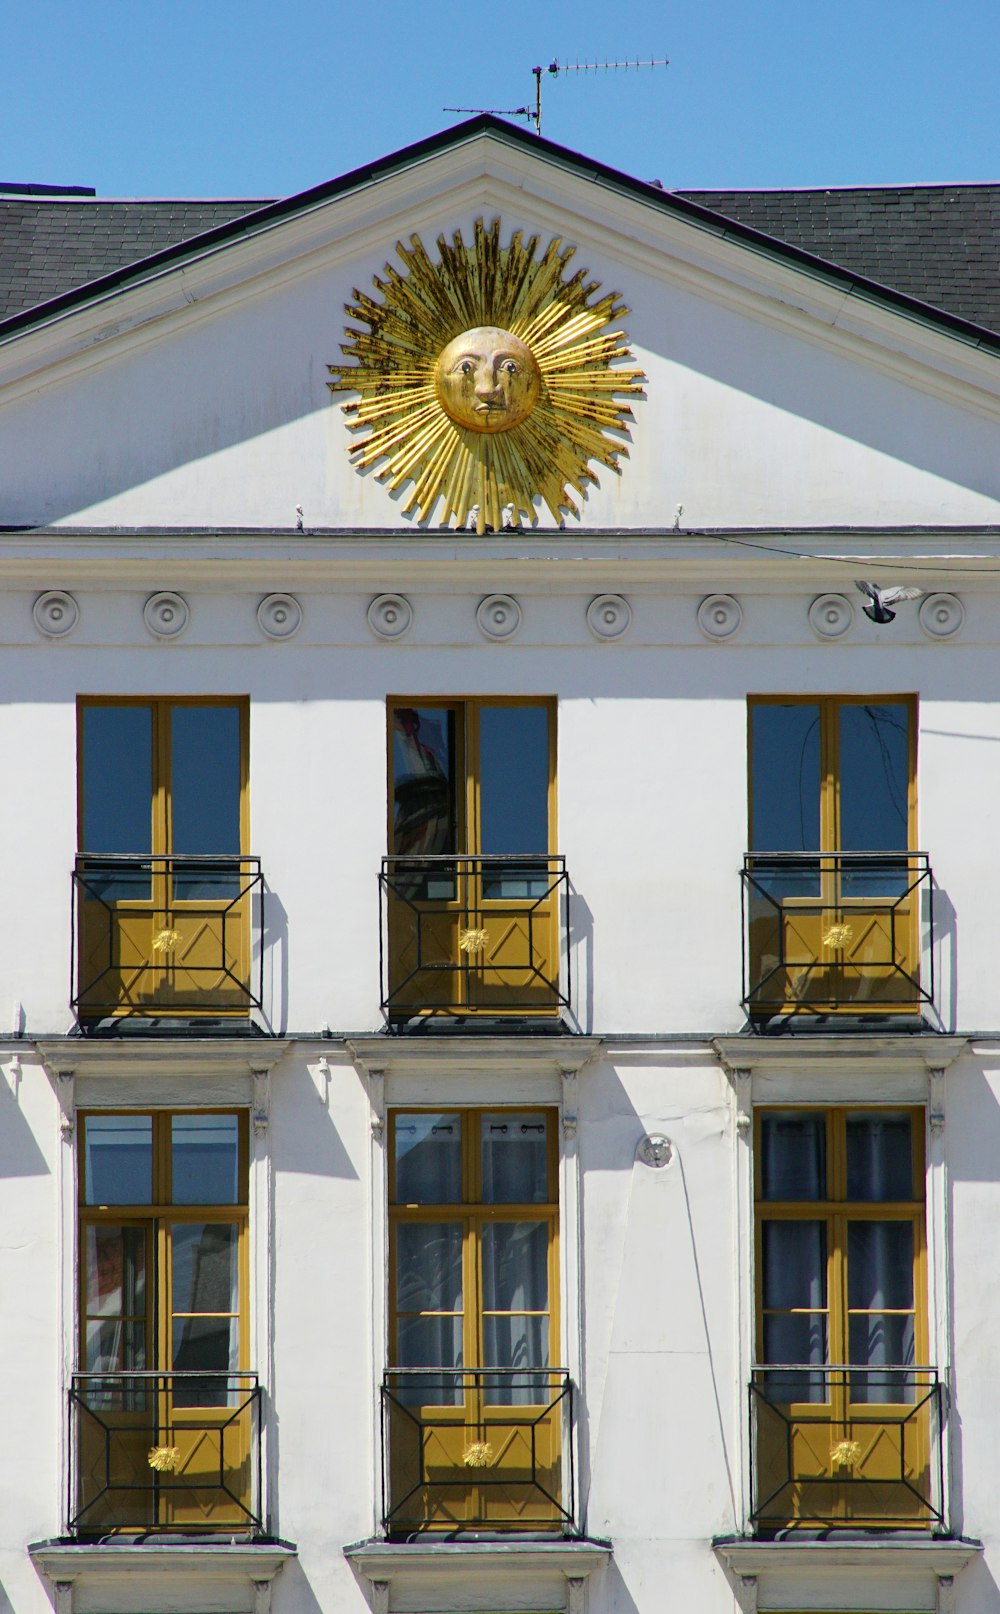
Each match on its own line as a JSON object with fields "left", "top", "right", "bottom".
{"left": 434, "top": 326, "right": 541, "bottom": 432}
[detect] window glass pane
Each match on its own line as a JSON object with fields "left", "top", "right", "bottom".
{"left": 762, "top": 1220, "right": 826, "bottom": 1310}
{"left": 839, "top": 703, "right": 909, "bottom": 852}
{"left": 171, "top": 1114, "right": 240, "bottom": 1205}
{"left": 85, "top": 1224, "right": 147, "bottom": 1323}
{"left": 394, "top": 1114, "right": 462, "bottom": 1203}
{"left": 847, "top": 1221, "right": 914, "bottom": 1311}
{"left": 392, "top": 706, "right": 457, "bottom": 858}
{"left": 479, "top": 706, "right": 549, "bottom": 856}
{"left": 171, "top": 1316, "right": 239, "bottom": 1405}
{"left": 483, "top": 1316, "right": 550, "bottom": 1404}
{"left": 761, "top": 1316, "right": 828, "bottom": 1402}
{"left": 481, "top": 1113, "right": 549, "bottom": 1203}
{"left": 846, "top": 1113, "right": 913, "bottom": 1201}
{"left": 84, "top": 1115, "right": 152, "bottom": 1205}
{"left": 848, "top": 1313, "right": 916, "bottom": 1403}
{"left": 171, "top": 706, "right": 241, "bottom": 899}
{"left": 482, "top": 1221, "right": 549, "bottom": 1312}
{"left": 760, "top": 1112, "right": 826, "bottom": 1201}
{"left": 170, "top": 707, "right": 241, "bottom": 856}
{"left": 394, "top": 1316, "right": 464, "bottom": 1405}
{"left": 170, "top": 1222, "right": 239, "bottom": 1315}
{"left": 84, "top": 1224, "right": 147, "bottom": 1408}
{"left": 395, "top": 1222, "right": 464, "bottom": 1312}
{"left": 81, "top": 706, "right": 152, "bottom": 855}
{"left": 750, "top": 704, "right": 820, "bottom": 852}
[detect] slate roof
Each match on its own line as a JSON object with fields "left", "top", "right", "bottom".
{"left": 677, "top": 184, "right": 1000, "bottom": 338}
{"left": 0, "top": 120, "right": 998, "bottom": 351}
{"left": 0, "top": 197, "right": 270, "bottom": 321}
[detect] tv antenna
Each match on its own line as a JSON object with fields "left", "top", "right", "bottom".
{"left": 445, "top": 54, "right": 668, "bottom": 137}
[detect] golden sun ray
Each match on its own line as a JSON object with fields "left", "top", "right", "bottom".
{"left": 328, "top": 218, "right": 645, "bottom": 533}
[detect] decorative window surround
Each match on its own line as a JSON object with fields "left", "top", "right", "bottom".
{"left": 347, "top": 1035, "right": 603, "bottom": 1078}
{"left": 345, "top": 1539, "right": 609, "bottom": 1611}
{"left": 715, "top": 1035, "right": 967, "bottom": 1536}
{"left": 714, "top": 1536, "right": 980, "bottom": 1580}
{"left": 29, "top": 1541, "right": 296, "bottom": 1614}
{"left": 36, "top": 1038, "right": 290, "bottom": 1082}
{"left": 713, "top": 1036, "right": 966, "bottom": 1102}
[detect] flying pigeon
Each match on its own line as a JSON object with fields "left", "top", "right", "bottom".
{"left": 854, "top": 580, "right": 923, "bottom": 623}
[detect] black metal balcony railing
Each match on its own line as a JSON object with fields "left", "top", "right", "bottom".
{"left": 68, "top": 1371, "right": 263, "bottom": 1535}
{"left": 381, "top": 1368, "right": 575, "bottom": 1535}
{"left": 379, "top": 854, "right": 570, "bottom": 1019}
{"left": 750, "top": 1365, "right": 944, "bottom": 1532}
{"left": 741, "top": 851, "right": 933, "bottom": 1016}
{"left": 72, "top": 854, "right": 264, "bottom": 1018}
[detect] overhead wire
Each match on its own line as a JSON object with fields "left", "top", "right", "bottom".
{"left": 698, "top": 529, "right": 1000, "bottom": 578}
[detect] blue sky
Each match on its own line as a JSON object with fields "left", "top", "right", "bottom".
{"left": 4, "top": 0, "right": 999, "bottom": 199}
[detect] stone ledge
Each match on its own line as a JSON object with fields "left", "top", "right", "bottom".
{"left": 713, "top": 1536, "right": 982, "bottom": 1574}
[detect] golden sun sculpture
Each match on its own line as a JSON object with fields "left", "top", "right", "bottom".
{"left": 328, "top": 218, "right": 645, "bottom": 534}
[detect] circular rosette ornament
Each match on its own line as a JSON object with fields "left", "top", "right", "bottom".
{"left": 328, "top": 217, "right": 645, "bottom": 534}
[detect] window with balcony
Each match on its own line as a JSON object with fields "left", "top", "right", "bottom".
{"left": 383, "top": 1108, "right": 572, "bottom": 1535}
{"left": 74, "top": 698, "right": 263, "bottom": 1021}
{"left": 381, "top": 699, "right": 568, "bottom": 1020}
{"left": 71, "top": 1109, "right": 260, "bottom": 1535}
{"left": 743, "top": 696, "right": 931, "bottom": 1018}
{"left": 751, "top": 1107, "right": 942, "bottom": 1532}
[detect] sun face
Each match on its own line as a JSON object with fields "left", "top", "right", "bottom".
{"left": 328, "top": 217, "right": 645, "bottom": 533}
{"left": 434, "top": 327, "right": 541, "bottom": 432}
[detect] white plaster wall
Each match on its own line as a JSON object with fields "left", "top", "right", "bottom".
{"left": 5, "top": 581, "right": 1000, "bottom": 1035}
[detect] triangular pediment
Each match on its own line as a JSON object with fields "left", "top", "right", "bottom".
{"left": 2, "top": 118, "right": 1000, "bottom": 533}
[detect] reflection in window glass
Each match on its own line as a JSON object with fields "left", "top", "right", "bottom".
{"left": 85, "top": 1115, "right": 153, "bottom": 1205}
{"left": 392, "top": 707, "right": 457, "bottom": 859}
{"left": 751, "top": 704, "right": 820, "bottom": 852}
{"left": 846, "top": 1113, "right": 912, "bottom": 1201}
{"left": 81, "top": 706, "right": 152, "bottom": 856}
{"left": 394, "top": 1114, "right": 462, "bottom": 1203}
{"left": 171, "top": 707, "right": 241, "bottom": 857}
{"left": 760, "top": 1112, "right": 826, "bottom": 1201}
{"left": 172, "top": 1114, "right": 240, "bottom": 1205}
{"left": 839, "top": 704, "right": 909, "bottom": 852}
{"left": 481, "top": 1113, "right": 549, "bottom": 1203}
{"left": 479, "top": 707, "right": 548, "bottom": 856}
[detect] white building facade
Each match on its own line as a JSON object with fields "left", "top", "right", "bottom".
{"left": 2, "top": 116, "right": 1000, "bottom": 1614}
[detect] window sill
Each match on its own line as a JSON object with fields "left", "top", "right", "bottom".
{"left": 714, "top": 1535, "right": 982, "bottom": 1573}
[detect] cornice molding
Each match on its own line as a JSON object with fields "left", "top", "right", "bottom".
{"left": 346, "top": 1036, "right": 603, "bottom": 1080}
{"left": 34, "top": 1037, "right": 290, "bottom": 1082}
{"left": 713, "top": 1035, "right": 968, "bottom": 1078}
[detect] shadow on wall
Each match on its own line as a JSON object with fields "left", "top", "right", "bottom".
{"left": 258, "top": 885, "right": 289, "bottom": 1037}
{"left": 0, "top": 1063, "right": 50, "bottom": 1179}
{"left": 273, "top": 1059, "right": 359, "bottom": 1181}
{"left": 270, "top": 1557, "right": 331, "bottom": 1614}
{"left": 932, "top": 882, "right": 958, "bottom": 1035}
{"left": 941, "top": 1061, "right": 1000, "bottom": 1543}
{"left": 568, "top": 886, "right": 594, "bottom": 1036}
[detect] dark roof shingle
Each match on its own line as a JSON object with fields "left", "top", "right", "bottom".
{"left": 675, "top": 183, "right": 1000, "bottom": 336}
{"left": 0, "top": 198, "right": 272, "bottom": 321}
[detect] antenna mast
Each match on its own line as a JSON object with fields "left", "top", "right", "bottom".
{"left": 531, "top": 55, "right": 669, "bottom": 135}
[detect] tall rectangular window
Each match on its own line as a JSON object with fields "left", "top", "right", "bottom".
{"left": 75, "top": 698, "right": 256, "bottom": 1018}
{"left": 74, "top": 1110, "right": 253, "bottom": 1533}
{"left": 384, "top": 699, "right": 564, "bottom": 1018}
{"left": 385, "top": 1108, "right": 565, "bottom": 1533}
{"left": 752, "top": 1107, "right": 935, "bottom": 1530}
{"left": 745, "top": 696, "right": 925, "bottom": 1014}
